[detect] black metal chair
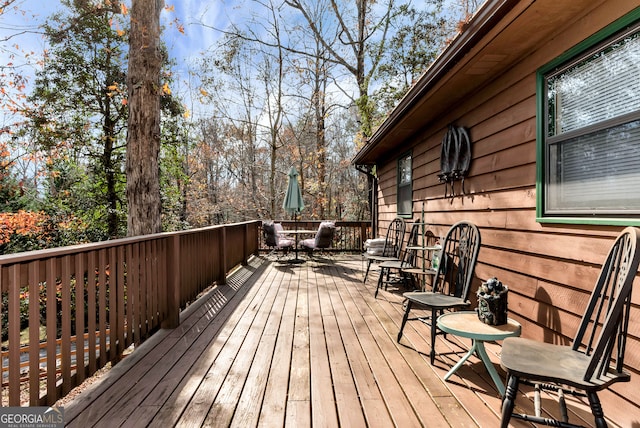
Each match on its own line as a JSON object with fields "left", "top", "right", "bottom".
{"left": 375, "top": 221, "right": 420, "bottom": 298}
{"left": 300, "top": 221, "right": 336, "bottom": 257}
{"left": 262, "top": 221, "right": 294, "bottom": 259}
{"left": 499, "top": 226, "right": 640, "bottom": 428}
{"left": 397, "top": 221, "right": 481, "bottom": 364}
{"left": 363, "top": 217, "right": 406, "bottom": 283}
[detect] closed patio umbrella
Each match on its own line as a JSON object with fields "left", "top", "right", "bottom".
{"left": 282, "top": 166, "right": 305, "bottom": 263}
{"left": 282, "top": 166, "right": 305, "bottom": 215}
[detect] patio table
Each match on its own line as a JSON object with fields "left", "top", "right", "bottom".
{"left": 437, "top": 311, "right": 521, "bottom": 396}
{"left": 279, "top": 229, "right": 317, "bottom": 263}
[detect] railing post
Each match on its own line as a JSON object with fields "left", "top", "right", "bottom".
{"left": 243, "top": 223, "right": 249, "bottom": 266}
{"left": 360, "top": 223, "right": 368, "bottom": 252}
{"left": 254, "top": 221, "right": 260, "bottom": 256}
{"left": 163, "top": 234, "right": 181, "bottom": 329}
{"left": 247, "top": 221, "right": 259, "bottom": 260}
{"left": 218, "top": 227, "right": 227, "bottom": 285}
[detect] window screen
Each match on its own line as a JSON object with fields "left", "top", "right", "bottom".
{"left": 543, "top": 21, "right": 640, "bottom": 217}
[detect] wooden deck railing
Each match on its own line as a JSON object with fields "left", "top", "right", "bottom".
{"left": 0, "top": 220, "right": 370, "bottom": 406}
{"left": 0, "top": 221, "right": 261, "bottom": 406}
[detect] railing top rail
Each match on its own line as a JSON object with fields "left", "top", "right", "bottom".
{"left": 0, "top": 220, "right": 261, "bottom": 265}
{"left": 273, "top": 220, "right": 371, "bottom": 226}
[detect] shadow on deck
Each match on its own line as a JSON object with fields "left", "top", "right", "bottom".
{"left": 60, "top": 254, "right": 597, "bottom": 427}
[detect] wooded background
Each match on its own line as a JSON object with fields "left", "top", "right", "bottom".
{"left": 0, "top": 0, "right": 479, "bottom": 253}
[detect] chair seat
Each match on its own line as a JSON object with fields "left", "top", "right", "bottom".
{"left": 366, "top": 254, "right": 400, "bottom": 263}
{"left": 403, "top": 291, "right": 470, "bottom": 310}
{"left": 501, "top": 337, "right": 630, "bottom": 391}
{"left": 379, "top": 259, "right": 404, "bottom": 269}
{"left": 300, "top": 238, "right": 315, "bottom": 248}
{"left": 278, "top": 238, "right": 294, "bottom": 248}
{"left": 402, "top": 267, "right": 437, "bottom": 276}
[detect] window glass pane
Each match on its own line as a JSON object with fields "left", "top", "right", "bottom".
{"left": 399, "top": 155, "right": 411, "bottom": 184}
{"left": 547, "top": 30, "right": 640, "bottom": 136}
{"left": 546, "top": 120, "right": 640, "bottom": 214}
{"left": 398, "top": 185, "right": 412, "bottom": 215}
{"left": 398, "top": 153, "right": 412, "bottom": 215}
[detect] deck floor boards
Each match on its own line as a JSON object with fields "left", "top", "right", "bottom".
{"left": 61, "top": 255, "right": 590, "bottom": 427}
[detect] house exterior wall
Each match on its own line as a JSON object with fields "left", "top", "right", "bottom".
{"left": 373, "top": 2, "right": 640, "bottom": 424}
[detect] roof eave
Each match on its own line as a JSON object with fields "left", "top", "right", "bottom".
{"left": 352, "top": 0, "right": 521, "bottom": 166}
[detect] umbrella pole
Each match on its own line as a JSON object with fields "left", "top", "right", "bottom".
{"left": 291, "top": 210, "right": 305, "bottom": 263}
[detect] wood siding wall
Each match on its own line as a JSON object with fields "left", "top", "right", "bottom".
{"left": 374, "top": 2, "right": 640, "bottom": 425}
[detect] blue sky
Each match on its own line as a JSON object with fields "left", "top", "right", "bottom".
{"left": 1, "top": 0, "right": 228, "bottom": 61}
{"left": 162, "top": 1, "right": 230, "bottom": 67}
{"left": 0, "top": 0, "right": 233, "bottom": 122}
{"left": 1, "top": 0, "right": 468, "bottom": 125}
{"left": 0, "top": 0, "right": 359, "bottom": 125}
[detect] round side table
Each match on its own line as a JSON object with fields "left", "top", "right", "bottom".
{"left": 437, "top": 311, "right": 521, "bottom": 396}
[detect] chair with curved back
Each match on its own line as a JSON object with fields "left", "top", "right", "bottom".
{"left": 262, "top": 221, "right": 294, "bottom": 259}
{"left": 499, "top": 226, "right": 640, "bottom": 428}
{"left": 300, "top": 221, "right": 336, "bottom": 257}
{"left": 397, "top": 221, "right": 481, "bottom": 364}
{"left": 375, "top": 221, "right": 421, "bottom": 298}
{"left": 364, "top": 217, "right": 406, "bottom": 283}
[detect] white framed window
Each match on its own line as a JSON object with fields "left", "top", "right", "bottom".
{"left": 397, "top": 152, "right": 412, "bottom": 216}
{"left": 538, "top": 13, "right": 640, "bottom": 223}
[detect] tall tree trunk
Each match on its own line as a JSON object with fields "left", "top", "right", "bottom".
{"left": 103, "top": 117, "right": 119, "bottom": 238}
{"left": 314, "top": 56, "right": 327, "bottom": 219}
{"left": 126, "top": 0, "right": 163, "bottom": 236}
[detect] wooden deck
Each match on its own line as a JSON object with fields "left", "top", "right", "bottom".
{"left": 61, "top": 255, "right": 604, "bottom": 427}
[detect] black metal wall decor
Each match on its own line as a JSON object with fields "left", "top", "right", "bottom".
{"left": 438, "top": 124, "right": 471, "bottom": 198}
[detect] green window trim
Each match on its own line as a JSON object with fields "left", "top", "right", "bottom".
{"left": 536, "top": 7, "right": 640, "bottom": 227}
{"left": 397, "top": 151, "right": 413, "bottom": 217}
